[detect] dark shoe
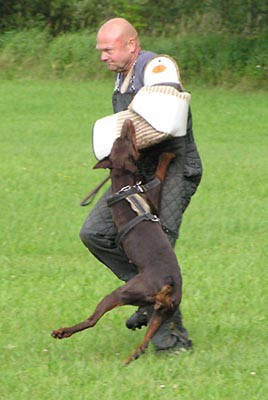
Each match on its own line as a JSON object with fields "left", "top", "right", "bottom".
{"left": 126, "top": 307, "right": 193, "bottom": 352}
{"left": 154, "top": 329, "right": 193, "bottom": 354}
{"left": 152, "top": 309, "right": 193, "bottom": 352}
{"left": 125, "top": 306, "right": 153, "bottom": 330}
{"left": 155, "top": 338, "right": 193, "bottom": 355}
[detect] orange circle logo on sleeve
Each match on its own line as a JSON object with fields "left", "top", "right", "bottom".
{"left": 152, "top": 65, "right": 167, "bottom": 73}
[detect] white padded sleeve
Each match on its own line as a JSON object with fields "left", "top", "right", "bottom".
{"left": 129, "top": 85, "right": 190, "bottom": 137}
{"left": 92, "top": 113, "right": 120, "bottom": 160}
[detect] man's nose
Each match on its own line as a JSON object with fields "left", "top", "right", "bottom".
{"left": 101, "top": 52, "right": 108, "bottom": 62}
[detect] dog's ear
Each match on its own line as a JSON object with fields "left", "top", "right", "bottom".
{"left": 121, "top": 119, "right": 139, "bottom": 156}
{"left": 93, "top": 157, "right": 112, "bottom": 170}
{"left": 124, "top": 159, "right": 138, "bottom": 174}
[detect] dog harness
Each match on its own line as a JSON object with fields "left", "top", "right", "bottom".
{"left": 107, "top": 178, "right": 161, "bottom": 246}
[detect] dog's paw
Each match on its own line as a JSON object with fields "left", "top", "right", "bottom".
{"left": 51, "top": 328, "right": 72, "bottom": 339}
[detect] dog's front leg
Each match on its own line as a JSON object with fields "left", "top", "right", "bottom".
{"left": 51, "top": 290, "right": 123, "bottom": 339}
{"left": 145, "top": 152, "right": 175, "bottom": 214}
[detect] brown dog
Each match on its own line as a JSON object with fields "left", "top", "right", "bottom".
{"left": 51, "top": 119, "right": 182, "bottom": 365}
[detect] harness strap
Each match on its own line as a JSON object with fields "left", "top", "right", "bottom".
{"left": 142, "top": 177, "right": 161, "bottom": 191}
{"left": 115, "top": 213, "right": 159, "bottom": 247}
{"left": 126, "top": 193, "right": 150, "bottom": 215}
{"left": 107, "top": 177, "right": 161, "bottom": 207}
{"left": 108, "top": 176, "right": 161, "bottom": 246}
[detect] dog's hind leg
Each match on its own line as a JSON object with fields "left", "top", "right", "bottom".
{"left": 51, "top": 289, "right": 125, "bottom": 339}
{"left": 123, "top": 282, "right": 176, "bottom": 365}
{"left": 123, "top": 310, "right": 165, "bottom": 365}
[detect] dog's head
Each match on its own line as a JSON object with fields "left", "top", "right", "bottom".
{"left": 94, "top": 119, "right": 139, "bottom": 173}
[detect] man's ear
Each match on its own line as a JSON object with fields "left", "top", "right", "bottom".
{"left": 93, "top": 157, "right": 112, "bottom": 170}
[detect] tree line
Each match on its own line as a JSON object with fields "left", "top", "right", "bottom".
{"left": 0, "top": 0, "right": 267, "bottom": 37}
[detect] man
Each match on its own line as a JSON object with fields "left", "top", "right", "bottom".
{"left": 80, "top": 18, "right": 203, "bottom": 353}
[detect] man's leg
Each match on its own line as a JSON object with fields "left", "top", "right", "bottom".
{"left": 80, "top": 186, "right": 138, "bottom": 282}
{"left": 152, "top": 158, "right": 202, "bottom": 351}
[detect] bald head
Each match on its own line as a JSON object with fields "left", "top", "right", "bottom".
{"left": 97, "top": 18, "right": 138, "bottom": 43}
{"left": 96, "top": 18, "right": 140, "bottom": 75}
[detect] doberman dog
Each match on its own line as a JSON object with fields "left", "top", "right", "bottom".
{"left": 51, "top": 119, "right": 182, "bottom": 365}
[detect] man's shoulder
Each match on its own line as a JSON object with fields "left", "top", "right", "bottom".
{"left": 137, "top": 51, "right": 156, "bottom": 66}
{"left": 135, "top": 51, "right": 157, "bottom": 85}
{"left": 132, "top": 51, "right": 157, "bottom": 92}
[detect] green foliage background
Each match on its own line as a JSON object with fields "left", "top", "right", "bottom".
{"left": 1, "top": 0, "right": 267, "bottom": 36}
{"left": 0, "top": 0, "right": 267, "bottom": 86}
{"left": 0, "top": 29, "right": 267, "bottom": 86}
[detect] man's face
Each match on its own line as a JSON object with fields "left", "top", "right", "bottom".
{"left": 96, "top": 33, "right": 133, "bottom": 73}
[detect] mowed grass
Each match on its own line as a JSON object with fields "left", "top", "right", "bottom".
{"left": 0, "top": 80, "right": 267, "bottom": 399}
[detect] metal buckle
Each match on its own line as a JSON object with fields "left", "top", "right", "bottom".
{"left": 134, "top": 181, "right": 144, "bottom": 193}
{"left": 118, "top": 185, "right": 131, "bottom": 194}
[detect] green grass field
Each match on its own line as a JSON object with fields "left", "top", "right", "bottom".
{"left": 0, "top": 80, "right": 267, "bottom": 399}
